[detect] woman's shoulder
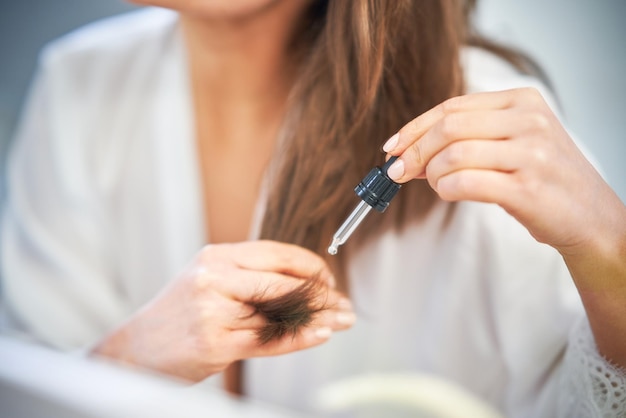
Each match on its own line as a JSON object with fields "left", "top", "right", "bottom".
{"left": 29, "top": 7, "right": 183, "bottom": 129}
{"left": 14, "top": 8, "right": 185, "bottom": 194}
{"left": 39, "top": 7, "right": 178, "bottom": 72}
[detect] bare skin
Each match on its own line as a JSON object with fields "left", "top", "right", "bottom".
{"left": 96, "top": 0, "right": 626, "bottom": 388}
{"left": 181, "top": 1, "right": 312, "bottom": 391}
{"left": 93, "top": 0, "right": 357, "bottom": 383}
{"left": 383, "top": 87, "right": 626, "bottom": 367}
{"left": 180, "top": 2, "right": 306, "bottom": 244}
{"left": 93, "top": 241, "right": 353, "bottom": 382}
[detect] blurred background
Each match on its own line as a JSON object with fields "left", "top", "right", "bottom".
{"left": 0, "top": 0, "right": 625, "bottom": 202}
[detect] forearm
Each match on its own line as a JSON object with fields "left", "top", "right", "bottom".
{"left": 563, "top": 199, "right": 626, "bottom": 368}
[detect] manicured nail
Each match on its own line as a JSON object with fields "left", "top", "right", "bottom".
{"left": 386, "top": 158, "right": 405, "bottom": 180}
{"left": 336, "top": 312, "right": 357, "bottom": 325}
{"left": 314, "top": 327, "right": 333, "bottom": 339}
{"left": 382, "top": 132, "right": 399, "bottom": 152}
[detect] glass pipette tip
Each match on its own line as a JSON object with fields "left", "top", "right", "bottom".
{"left": 327, "top": 156, "right": 401, "bottom": 256}
{"left": 327, "top": 200, "right": 372, "bottom": 255}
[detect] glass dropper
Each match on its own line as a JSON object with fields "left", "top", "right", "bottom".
{"left": 328, "top": 156, "right": 401, "bottom": 255}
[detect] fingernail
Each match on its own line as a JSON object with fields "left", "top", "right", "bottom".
{"left": 338, "top": 297, "right": 352, "bottom": 310}
{"left": 314, "top": 327, "right": 332, "bottom": 339}
{"left": 386, "top": 159, "right": 405, "bottom": 180}
{"left": 382, "top": 132, "right": 399, "bottom": 152}
{"left": 336, "top": 312, "right": 357, "bottom": 325}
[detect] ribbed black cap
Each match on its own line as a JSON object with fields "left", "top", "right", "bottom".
{"left": 354, "top": 156, "right": 401, "bottom": 212}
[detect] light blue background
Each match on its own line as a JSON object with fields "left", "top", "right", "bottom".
{"left": 1, "top": 0, "right": 624, "bottom": 201}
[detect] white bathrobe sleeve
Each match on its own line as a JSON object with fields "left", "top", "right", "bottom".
{"left": 1, "top": 45, "right": 129, "bottom": 350}
{"left": 1, "top": 8, "right": 197, "bottom": 352}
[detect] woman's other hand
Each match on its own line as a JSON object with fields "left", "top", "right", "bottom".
{"left": 92, "top": 241, "right": 354, "bottom": 382}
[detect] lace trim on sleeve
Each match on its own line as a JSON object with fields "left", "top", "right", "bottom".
{"left": 560, "top": 317, "right": 626, "bottom": 418}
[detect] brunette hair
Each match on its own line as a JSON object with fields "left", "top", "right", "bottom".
{"left": 260, "top": 0, "right": 466, "bottom": 290}
{"left": 247, "top": 276, "right": 328, "bottom": 344}
{"left": 259, "top": 1, "right": 545, "bottom": 293}
{"left": 229, "top": 1, "right": 546, "bottom": 389}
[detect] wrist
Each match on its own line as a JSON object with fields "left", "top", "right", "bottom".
{"left": 90, "top": 323, "right": 140, "bottom": 368}
{"left": 560, "top": 197, "right": 626, "bottom": 292}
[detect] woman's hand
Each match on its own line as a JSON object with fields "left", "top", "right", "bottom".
{"left": 383, "top": 87, "right": 626, "bottom": 365}
{"left": 384, "top": 87, "right": 623, "bottom": 256}
{"left": 92, "top": 241, "right": 355, "bottom": 382}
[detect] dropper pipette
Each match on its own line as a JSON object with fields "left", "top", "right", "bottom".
{"left": 327, "top": 156, "right": 401, "bottom": 255}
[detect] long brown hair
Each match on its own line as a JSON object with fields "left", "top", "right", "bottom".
{"left": 259, "top": 0, "right": 531, "bottom": 291}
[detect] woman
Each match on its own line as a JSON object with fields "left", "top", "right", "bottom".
{"left": 2, "top": 0, "right": 625, "bottom": 416}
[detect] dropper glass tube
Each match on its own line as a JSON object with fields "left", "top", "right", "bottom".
{"left": 327, "top": 156, "right": 401, "bottom": 255}
{"left": 327, "top": 201, "right": 372, "bottom": 255}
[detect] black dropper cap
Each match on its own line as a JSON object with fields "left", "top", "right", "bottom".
{"left": 354, "top": 156, "right": 402, "bottom": 212}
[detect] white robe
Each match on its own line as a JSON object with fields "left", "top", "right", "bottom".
{"left": 2, "top": 8, "right": 624, "bottom": 418}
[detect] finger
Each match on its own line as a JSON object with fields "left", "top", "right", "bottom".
{"left": 230, "top": 326, "right": 333, "bottom": 359}
{"left": 312, "top": 308, "right": 357, "bottom": 331}
{"left": 226, "top": 299, "right": 355, "bottom": 358}
{"left": 434, "top": 169, "right": 518, "bottom": 209}
{"left": 303, "top": 286, "right": 350, "bottom": 314}
{"left": 225, "top": 302, "right": 355, "bottom": 335}
{"left": 232, "top": 313, "right": 267, "bottom": 330}
{"left": 208, "top": 267, "right": 348, "bottom": 319}
{"left": 240, "top": 280, "right": 352, "bottom": 330}
{"left": 384, "top": 90, "right": 519, "bottom": 155}
{"left": 231, "top": 241, "right": 330, "bottom": 279}
{"left": 325, "top": 290, "right": 352, "bottom": 311}
{"left": 204, "top": 267, "right": 318, "bottom": 302}
{"left": 202, "top": 241, "right": 335, "bottom": 286}
{"left": 192, "top": 291, "right": 268, "bottom": 331}
{"left": 227, "top": 303, "right": 268, "bottom": 330}
{"left": 425, "top": 139, "right": 519, "bottom": 188}
{"left": 388, "top": 109, "right": 525, "bottom": 183}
